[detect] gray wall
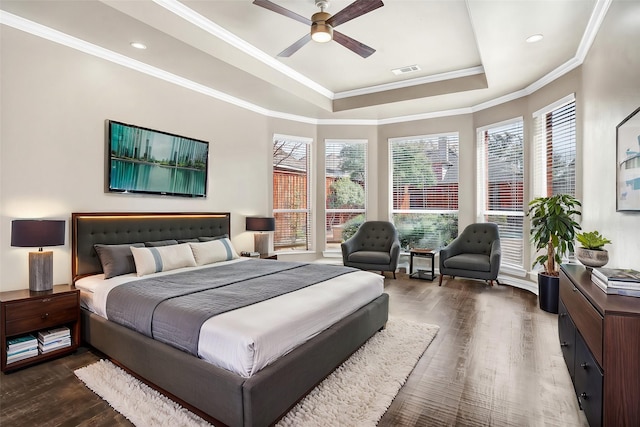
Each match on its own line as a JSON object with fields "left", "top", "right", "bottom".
{"left": 1, "top": 0, "right": 638, "bottom": 291}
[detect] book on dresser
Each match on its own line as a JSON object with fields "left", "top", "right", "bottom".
{"left": 591, "top": 273, "right": 640, "bottom": 297}
{"left": 593, "top": 266, "right": 640, "bottom": 282}
{"left": 591, "top": 266, "right": 640, "bottom": 297}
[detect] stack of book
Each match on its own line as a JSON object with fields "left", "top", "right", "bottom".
{"left": 591, "top": 267, "right": 640, "bottom": 297}
{"left": 37, "top": 326, "right": 71, "bottom": 354}
{"left": 6, "top": 334, "right": 38, "bottom": 364}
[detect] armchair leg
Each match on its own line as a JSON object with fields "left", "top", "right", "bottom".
{"left": 439, "top": 274, "right": 444, "bottom": 286}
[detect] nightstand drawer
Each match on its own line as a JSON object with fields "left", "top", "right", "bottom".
{"left": 4, "top": 294, "right": 78, "bottom": 336}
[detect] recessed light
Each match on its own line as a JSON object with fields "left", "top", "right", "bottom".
{"left": 130, "top": 42, "right": 147, "bottom": 50}
{"left": 526, "top": 34, "right": 544, "bottom": 43}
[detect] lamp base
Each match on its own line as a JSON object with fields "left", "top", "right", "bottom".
{"left": 29, "top": 251, "right": 53, "bottom": 292}
{"left": 254, "top": 233, "right": 270, "bottom": 256}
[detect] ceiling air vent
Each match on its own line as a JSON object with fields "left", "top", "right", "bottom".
{"left": 391, "top": 65, "right": 421, "bottom": 76}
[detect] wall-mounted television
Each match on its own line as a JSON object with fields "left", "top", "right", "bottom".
{"left": 107, "top": 120, "right": 209, "bottom": 198}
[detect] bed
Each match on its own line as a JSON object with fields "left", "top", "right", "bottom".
{"left": 72, "top": 212, "right": 389, "bottom": 427}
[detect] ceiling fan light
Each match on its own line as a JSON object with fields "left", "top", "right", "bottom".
{"left": 311, "top": 11, "right": 333, "bottom": 43}
{"left": 311, "top": 24, "right": 333, "bottom": 43}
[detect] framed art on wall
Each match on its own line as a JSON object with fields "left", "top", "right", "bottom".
{"left": 616, "top": 106, "right": 640, "bottom": 211}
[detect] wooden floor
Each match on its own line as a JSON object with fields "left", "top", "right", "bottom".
{"left": 0, "top": 274, "right": 589, "bottom": 427}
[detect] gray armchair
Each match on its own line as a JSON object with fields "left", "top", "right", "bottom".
{"left": 439, "top": 223, "right": 501, "bottom": 286}
{"left": 341, "top": 221, "right": 401, "bottom": 278}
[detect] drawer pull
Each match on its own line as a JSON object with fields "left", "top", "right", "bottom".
{"left": 41, "top": 313, "right": 49, "bottom": 320}
{"left": 572, "top": 287, "right": 578, "bottom": 292}
{"left": 580, "top": 392, "right": 588, "bottom": 400}
{"left": 42, "top": 298, "right": 52, "bottom": 303}
{"left": 560, "top": 342, "right": 569, "bottom": 347}
{"left": 580, "top": 362, "right": 589, "bottom": 369}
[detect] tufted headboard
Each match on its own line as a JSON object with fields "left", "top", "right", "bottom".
{"left": 71, "top": 212, "right": 230, "bottom": 282}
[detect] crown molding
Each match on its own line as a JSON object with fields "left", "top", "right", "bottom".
{"left": 1, "top": 0, "right": 611, "bottom": 126}
{"left": 333, "top": 66, "right": 485, "bottom": 100}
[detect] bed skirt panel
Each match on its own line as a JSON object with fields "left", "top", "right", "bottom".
{"left": 242, "top": 292, "right": 389, "bottom": 426}
{"left": 81, "top": 309, "right": 245, "bottom": 426}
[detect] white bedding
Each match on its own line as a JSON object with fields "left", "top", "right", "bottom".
{"left": 76, "top": 258, "right": 384, "bottom": 377}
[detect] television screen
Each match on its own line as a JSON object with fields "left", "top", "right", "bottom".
{"left": 107, "top": 120, "right": 209, "bottom": 197}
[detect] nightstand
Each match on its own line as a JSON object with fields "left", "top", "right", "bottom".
{"left": 1, "top": 284, "right": 80, "bottom": 372}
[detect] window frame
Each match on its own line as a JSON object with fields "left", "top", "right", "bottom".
{"left": 389, "top": 132, "right": 460, "bottom": 250}
{"left": 324, "top": 138, "right": 367, "bottom": 252}
{"left": 272, "top": 133, "right": 314, "bottom": 253}
{"left": 476, "top": 117, "right": 526, "bottom": 274}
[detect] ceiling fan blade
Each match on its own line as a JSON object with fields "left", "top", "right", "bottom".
{"left": 253, "top": 0, "right": 312, "bottom": 26}
{"left": 277, "top": 33, "right": 312, "bottom": 57}
{"left": 326, "top": 0, "right": 384, "bottom": 28}
{"left": 332, "top": 30, "right": 375, "bottom": 58}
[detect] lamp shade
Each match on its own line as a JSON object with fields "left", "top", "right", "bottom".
{"left": 246, "top": 217, "right": 275, "bottom": 232}
{"left": 11, "top": 220, "right": 66, "bottom": 248}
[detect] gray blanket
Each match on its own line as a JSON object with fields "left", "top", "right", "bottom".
{"left": 106, "top": 259, "right": 358, "bottom": 355}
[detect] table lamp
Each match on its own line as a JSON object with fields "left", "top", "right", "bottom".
{"left": 11, "top": 219, "right": 66, "bottom": 292}
{"left": 245, "top": 217, "right": 275, "bottom": 256}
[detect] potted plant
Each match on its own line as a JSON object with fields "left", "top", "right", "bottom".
{"left": 527, "top": 194, "right": 581, "bottom": 313}
{"left": 576, "top": 231, "right": 611, "bottom": 268}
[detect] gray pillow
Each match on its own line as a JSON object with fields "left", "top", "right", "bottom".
{"left": 94, "top": 243, "right": 144, "bottom": 279}
{"left": 198, "top": 234, "right": 229, "bottom": 242}
{"left": 177, "top": 238, "right": 199, "bottom": 243}
{"left": 144, "top": 239, "right": 179, "bottom": 247}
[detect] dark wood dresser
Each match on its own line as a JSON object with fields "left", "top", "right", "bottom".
{"left": 559, "top": 264, "right": 640, "bottom": 427}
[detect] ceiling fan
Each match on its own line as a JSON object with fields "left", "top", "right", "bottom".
{"left": 253, "top": 0, "right": 384, "bottom": 58}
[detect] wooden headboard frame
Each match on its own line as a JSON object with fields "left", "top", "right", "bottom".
{"left": 71, "top": 212, "right": 231, "bottom": 283}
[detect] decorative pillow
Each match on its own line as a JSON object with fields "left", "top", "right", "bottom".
{"left": 130, "top": 243, "right": 197, "bottom": 276}
{"left": 198, "top": 234, "right": 229, "bottom": 242}
{"left": 94, "top": 243, "right": 145, "bottom": 279}
{"left": 144, "top": 239, "right": 179, "bottom": 247}
{"left": 188, "top": 238, "right": 239, "bottom": 266}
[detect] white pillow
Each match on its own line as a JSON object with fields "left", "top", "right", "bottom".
{"left": 188, "top": 238, "right": 239, "bottom": 266}
{"left": 130, "top": 243, "right": 197, "bottom": 276}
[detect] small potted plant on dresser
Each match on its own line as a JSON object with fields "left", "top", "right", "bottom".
{"left": 527, "top": 194, "right": 582, "bottom": 313}
{"left": 575, "top": 230, "right": 611, "bottom": 268}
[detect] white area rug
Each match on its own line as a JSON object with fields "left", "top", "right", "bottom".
{"left": 75, "top": 317, "right": 439, "bottom": 427}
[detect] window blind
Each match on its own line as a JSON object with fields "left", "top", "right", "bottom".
{"left": 325, "top": 139, "right": 367, "bottom": 250}
{"left": 272, "top": 136, "right": 312, "bottom": 251}
{"left": 532, "top": 96, "right": 576, "bottom": 198}
{"left": 477, "top": 119, "right": 524, "bottom": 269}
{"left": 390, "top": 133, "right": 459, "bottom": 249}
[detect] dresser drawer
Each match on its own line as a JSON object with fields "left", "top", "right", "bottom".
{"left": 559, "top": 274, "right": 603, "bottom": 366}
{"left": 575, "top": 333, "right": 603, "bottom": 427}
{"left": 558, "top": 299, "right": 577, "bottom": 384}
{"left": 4, "top": 293, "right": 78, "bottom": 336}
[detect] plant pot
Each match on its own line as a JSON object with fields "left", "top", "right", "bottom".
{"left": 576, "top": 247, "right": 609, "bottom": 268}
{"left": 538, "top": 273, "right": 559, "bottom": 314}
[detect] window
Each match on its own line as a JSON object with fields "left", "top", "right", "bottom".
{"left": 477, "top": 118, "right": 525, "bottom": 270}
{"left": 533, "top": 95, "right": 576, "bottom": 198}
{"left": 390, "top": 133, "right": 459, "bottom": 250}
{"left": 272, "top": 135, "right": 312, "bottom": 251}
{"left": 325, "top": 139, "right": 367, "bottom": 250}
